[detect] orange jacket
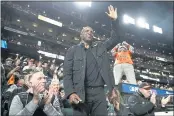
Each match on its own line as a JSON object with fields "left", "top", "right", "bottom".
{"left": 114, "top": 51, "right": 133, "bottom": 64}
{"left": 7, "top": 74, "right": 15, "bottom": 85}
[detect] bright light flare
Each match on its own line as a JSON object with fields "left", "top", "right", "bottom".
{"left": 75, "top": 2, "right": 91, "bottom": 7}
{"left": 123, "top": 15, "right": 135, "bottom": 24}
{"left": 153, "top": 25, "right": 163, "bottom": 34}
{"left": 136, "top": 18, "right": 149, "bottom": 29}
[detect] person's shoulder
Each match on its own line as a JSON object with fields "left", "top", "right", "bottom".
{"left": 128, "top": 93, "right": 139, "bottom": 100}
{"left": 68, "top": 45, "right": 79, "bottom": 50}
{"left": 66, "top": 44, "right": 81, "bottom": 54}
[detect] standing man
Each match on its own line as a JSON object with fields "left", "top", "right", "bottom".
{"left": 111, "top": 41, "right": 136, "bottom": 86}
{"left": 63, "top": 5, "right": 120, "bottom": 116}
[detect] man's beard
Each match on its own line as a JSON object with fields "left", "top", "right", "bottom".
{"left": 83, "top": 38, "right": 93, "bottom": 45}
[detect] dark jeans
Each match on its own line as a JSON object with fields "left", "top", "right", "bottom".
{"left": 73, "top": 86, "right": 107, "bottom": 116}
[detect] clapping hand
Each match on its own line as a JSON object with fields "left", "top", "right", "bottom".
{"left": 161, "top": 95, "right": 171, "bottom": 106}
{"left": 150, "top": 92, "right": 156, "bottom": 105}
{"left": 43, "top": 88, "right": 54, "bottom": 105}
{"left": 32, "top": 82, "right": 45, "bottom": 104}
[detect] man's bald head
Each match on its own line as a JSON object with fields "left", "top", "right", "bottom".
{"left": 80, "top": 26, "right": 94, "bottom": 44}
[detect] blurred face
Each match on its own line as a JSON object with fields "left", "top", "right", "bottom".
{"left": 6, "top": 60, "right": 12, "bottom": 66}
{"left": 60, "top": 90, "right": 65, "bottom": 98}
{"left": 139, "top": 87, "right": 151, "bottom": 98}
{"left": 43, "top": 63, "right": 48, "bottom": 68}
{"left": 29, "top": 72, "right": 46, "bottom": 92}
{"left": 50, "top": 64, "right": 56, "bottom": 71}
{"left": 80, "top": 26, "right": 94, "bottom": 44}
{"left": 28, "top": 61, "right": 33, "bottom": 66}
{"left": 17, "top": 79, "right": 24, "bottom": 87}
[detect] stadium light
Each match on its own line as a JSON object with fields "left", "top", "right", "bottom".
{"left": 153, "top": 25, "right": 163, "bottom": 34}
{"left": 123, "top": 14, "right": 135, "bottom": 24}
{"left": 38, "top": 15, "right": 62, "bottom": 27}
{"left": 75, "top": 2, "right": 91, "bottom": 7}
{"left": 136, "top": 18, "right": 149, "bottom": 29}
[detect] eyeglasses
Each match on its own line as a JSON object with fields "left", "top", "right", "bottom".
{"left": 143, "top": 88, "right": 151, "bottom": 90}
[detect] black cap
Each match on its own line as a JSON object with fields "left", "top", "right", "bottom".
{"left": 138, "top": 82, "right": 151, "bottom": 89}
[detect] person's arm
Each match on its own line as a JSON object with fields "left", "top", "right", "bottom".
{"left": 122, "top": 41, "right": 134, "bottom": 53}
{"left": 63, "top": 46, "right": 76, "bottom": 99}
{"left": 128, "top": 45, "right": 134, "bottom": 53}
{"left": 7, "top": 66, "right": 19, "bottom": 79}
{"left": 9, "top": 95, "right": 38, "bottom": 116}
{"left": 111, "top": 43, "right": 121, "bottom": 56}
{"left": 43, "top": 103, "right": 63, "bottom": 116}
{"left": 103, "top": 5, "right": 122, "bottom": 51}
{"left": 111, "top": 47, "right": 117, "bottom": 56}
{"left": 128, "top": 95, "right": 155, "bottom": 115}
{"left": 104, "top": 20, "right": 122, "bottom": 51}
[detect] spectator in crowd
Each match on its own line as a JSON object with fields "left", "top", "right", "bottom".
{"left": 36, "top": 61, "right": 43, "bottom": 72}
{"left": 42, "top": 61, "right": 50, "bottom": 77}
{"left": 9, "top": 70, "right": 63, "bottom": 116}
{"left": 17, "top": 79, "right": 24, "bottom": 87}
{"left": 111, "top": 41, "right": 136, "bottom": 86}
{"left": 6, "top": 65, "right": 21, "bottom": 90}
{"left": 22, "top": 59, "right": 35, "bottom": 71}
{"left": 1, "top": 62, "right": 6, "bottom": 92}
{"left": 128, "top": 82, "right": 171, "bottom": 116}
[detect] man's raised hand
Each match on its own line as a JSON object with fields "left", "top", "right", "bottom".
{"left": 105, "top": 5, "right": 118, "bottom": 20}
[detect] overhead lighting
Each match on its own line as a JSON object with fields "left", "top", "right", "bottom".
{"left": 38, "top": 41, "right": 41, "bottom": 46}
{"left": 27, "top": 5, "right": 30, "bottom": 7}
{"left": 48, "top": 28, "right": 53, "bottom": 32}
{"left": 123, "top": 14, "right": 135, "bottom": 24}
{"left": 62, "top": 33, "right": 66, "bottom": 36}
{"left": 32, "top": 23, "right": 38, "bottom": 27}
{"left": 153, "top": 25, "right": 163, "bottom": 34}
{"left": 37, "top": 50, "right": 64, "bottom": 60}
{"left": 38, "top": 15, "right": 63, "bottom": 27}
{"left": 17, "top": 19, "right": 20, "bottom": 22}
{"left": 136, "top": 18, "right": 149, "bottom": 29}
{"left": 75, "top": 2, "right": 92, "bottom": 7}
{"left": 4, "top": 26, "right": 28, "bottom": 35}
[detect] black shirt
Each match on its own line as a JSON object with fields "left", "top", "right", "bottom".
{"left": 85, "top": 47, "right": 104, "bottom": 87}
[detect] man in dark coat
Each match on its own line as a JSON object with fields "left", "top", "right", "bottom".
{"left": 128, "top": 82, "right": 171, "bottom": 116}
{"left": 63, "top": 5, "right": 121, "bottom": 116}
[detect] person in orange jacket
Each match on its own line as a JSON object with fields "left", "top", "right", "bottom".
{"left": 111, "top": 41, "right": 136, "bottom": 86}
